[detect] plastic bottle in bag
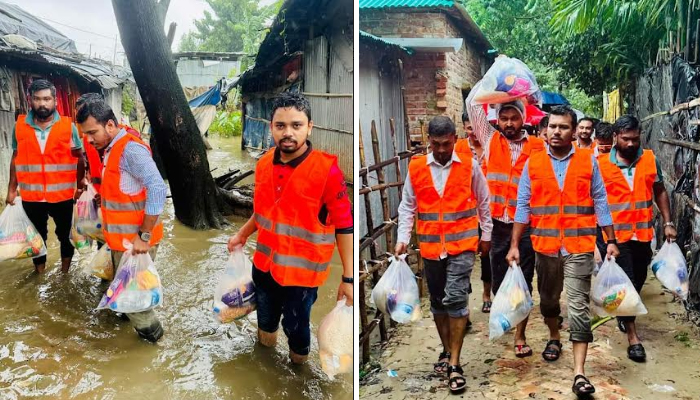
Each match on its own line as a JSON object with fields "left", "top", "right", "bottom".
{"left": 109, "top": 289, "right": 160, "bottom": 313}
{"left": 370, "top": 254, "right": 421, "bottom": 324}
{"left": 0, "top": 198, "right": 47, "bottom": 261}
{"left": 489, "top": 262, "right": 533, "bottom": 340}
{"left": 651, "top": 241, "right": 688, "bottom": 300}
{"left": 591, "top": 257, "right": 647, "bottom": 317}
{"left": 75, "top": 185, "right": 104, "bottom": 241}
{"left": 70, "top": 225, "right": 93, "bottom": 254}
{"left": 213, "top": 246, "right": 256, "bottom": 323}
{"left": 318, "top": 298, "right": 353, "bottom": 379}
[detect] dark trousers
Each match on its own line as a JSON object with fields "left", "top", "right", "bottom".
{"left": 614, "top": 240, "right": 653, "bottom": 323}
{"left": 479, "top": 226, "right": 491, "bottom": 283}
{"left": 23, "top": 200, "right": 74, "bottom": 266}
{"left": 490, "top": 219, "right": 535, "bottom": 295}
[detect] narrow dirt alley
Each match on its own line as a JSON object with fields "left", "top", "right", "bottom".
{"left": 360, "top": 260, "right": 700, "bottom": 400}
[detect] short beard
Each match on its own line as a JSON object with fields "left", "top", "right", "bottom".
{"left": 34, "top": 107, "right": 54, "bottom": 120}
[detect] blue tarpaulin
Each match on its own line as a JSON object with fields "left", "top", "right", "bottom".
{"left": 541, "top": 91, "right": 569, "bottom": 105}
{"left": 188, "top": 83, "right": 222, "bottom": 108}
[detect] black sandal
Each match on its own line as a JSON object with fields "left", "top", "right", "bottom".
{"left": 542, "top": 339, "right": 562, "bottom": 362}
{"left": 627, "top": 343, "right": 646, "bottom": 362}
{"left": 447, "top": 365, "right": 467, "bottom": 393}
{"left": 572, "top": 374, "right": 595, "bottom": 398}
{"left": 481, "top": 301, "right": 492, "bottom": 313}
{"left": 433, "top": 351, "right": 450, "bottom": 373}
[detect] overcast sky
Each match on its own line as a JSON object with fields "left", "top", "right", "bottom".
{"left": 13, "top": 0, "right": 274, "bottom": 64}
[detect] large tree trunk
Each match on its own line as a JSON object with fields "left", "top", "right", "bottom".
{"left": 112, "top": 0, "right": 232, "bottom": 229}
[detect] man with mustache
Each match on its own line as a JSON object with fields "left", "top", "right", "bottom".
{"left": 466, "top": 94, "right": 545, "bottom": 358}
{"left": 597, "top": 115, "right": 675, "bottom": 362}
{"left": 6, "top": 79, "right": 85, "bottom": 273}
{"left": 575, "top": 117, "right": 596, "bottom": 150}
{"left": 227, "top": 92, "right": 353, "bottom": 365}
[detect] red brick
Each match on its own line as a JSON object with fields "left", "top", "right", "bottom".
{"left": 435, "top": 89, "right": 446, "bottom": 97}
{"left": 436, "top": 101, "right": 448, "bottom": 109}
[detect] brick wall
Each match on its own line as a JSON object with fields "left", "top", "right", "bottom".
{"left": 361, "top": 8, "right": 489, "bottom": 139}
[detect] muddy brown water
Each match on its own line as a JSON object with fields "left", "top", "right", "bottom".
{"left": 0, "top": 136, "right": 353, "bottom": 399}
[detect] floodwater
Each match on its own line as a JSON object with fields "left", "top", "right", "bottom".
{"left": 0, "top": 136, "right": 353, "bottom": 399}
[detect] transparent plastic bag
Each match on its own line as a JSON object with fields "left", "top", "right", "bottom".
{"left": 97, "top": 240, "right": 162, "bottom": 313}
{"left": 213, "top": 246, "right": 256, "bottom": 323}
{"left": 470, "top": 55, "right": 541, "bottom": 105}
{"left": 651, "top": 241, "right": 688, "bottom": 300}
{"left": 371, "top": 254, "right": 421, "bottom": 324}
{"left": 70, "top": 225, "right": 92, "bottom": 254}
{"left": 83, "top": 245, "right": 113, "bottom": 280}
{"left": 74, "top": 184, "right": 104, "bottom": 242}
{"left": 591, "top": 256, "right": 647, "bottom": 317}
{"left": 489, "top": 262, "right": 533, "bottom": 340}
{"left": 318, "top": 298, "right": 353, "bottom": 379}
{"left": 0, "top": 198, "right": 47, "bottom": 262}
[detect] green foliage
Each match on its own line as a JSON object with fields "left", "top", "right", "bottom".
{"left": 209, "top": 110, "right": 242, "bottom": 137}
{"left": 122, "top": 88, "right": 135, "bottom": 116}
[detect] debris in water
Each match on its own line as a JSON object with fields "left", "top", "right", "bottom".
{"left": 387, "top": 370, "right": 398, "bottom": 378}
{"left": 648, "top": 384, "right": 675, "bottom": 393}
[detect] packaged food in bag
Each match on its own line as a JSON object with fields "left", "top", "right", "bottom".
{"left": 0, "top": 198, "right": 47, "bottom": 262}
{"left": 371, "top": 254, "right": 421, "bottom": 324}
{"left": 651, "top": 241, "right": 688, "bottom": 300}
{"left": 591, "top": 257, "right": 647, "bottom": 317}
{"left": 213, "top": 246, "right": 256, "bottom": 323}
{"left": 489, "top": 262, "right": 533, "bottom": 340}
{"left": 74, "top": 185, "right": 104, "bottom": 241}
{"left": 318, "top": 298, "right": 353, "bottom": 379}
{"left": 70, "top": 225, "right": 92, "bottom": 254}
{"left": 97, "top": 240, "right": 162, "bottom": 313}
{"left": 470, "top": 55, "right": 541, "bottom": 105}
{"left": 83, "top": 245, "right": 113, "bottom": 280}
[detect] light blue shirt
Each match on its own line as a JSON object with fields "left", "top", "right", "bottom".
{"left": 514, "top": 145, "right": 613, "bottom": 255}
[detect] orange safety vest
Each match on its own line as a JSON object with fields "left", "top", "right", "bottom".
{"left": 408, "top": 152, "right": 479, "bottom": 259}
{"left": 82, "top": 126, "right": 140, "bottom": 194}
{"left": 14, "top": 114, "right": 77, "bottom": 203}
{"left": 252, "top": 150, "right": 337, "bottom": 288}
{"left": 529, "top": 147, "right": 597, "bottom": 254}
{"left": 576, "top": 140, "right": 597, "bottom": 150}
{"left": 486, "top": 133, "right": 545, "bottom": 220}
{"left": 598, "top": 150, "right": 656, "bottom": 243}
{"left": 101, "top": 134, "right": 163, "bottom": 251}
{"left": 455, "top": 138, "right": 471, "bottom": 154}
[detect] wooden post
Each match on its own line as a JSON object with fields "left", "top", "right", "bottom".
{"left": 359, "top": 260, "right": 370, "bottom": 364}
{"left": 389, "top": 118, "right": 403, "bottom": 202}
{"left": 371, "top": 121, "right": 393, "bottom": 252}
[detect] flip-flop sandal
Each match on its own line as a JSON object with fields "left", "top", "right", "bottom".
{"left": 514, "top": 344, "right": 533, "bottom": 358}
{"left": 572, "top": 374, "right": 595, "bottom": 398}
{"left": 447, "top": 365, "right": 467, "bottom": 393}
{"left": 481, "top": 301, "right": 492, "bottom": 313}
{"left": 542, "top": 339, "right": 562, "bottom": 362}
{"left": 433, "top": 351, "right": 450, "bottom": 373}
{"left": 627, "top": 343, "right": 646, "bottom": 362}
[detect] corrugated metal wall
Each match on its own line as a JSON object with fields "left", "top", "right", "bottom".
{"left": 358, "top": 44, "right": 407, "bottom": 250}
{"left": 304, "top": 32, "right": 354, "bottom": 182}
{"left": 0, "top": 110, "right": 13, "bottom": 199}
{"left": 176, "top": 59, "right": 241, "bottom": 88}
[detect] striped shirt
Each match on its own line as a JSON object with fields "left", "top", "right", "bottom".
{"left": 466, "top": 97, "right": 528, "bottom": 224}
{"left": 102, "top": 129, "right": 167, "bottom": 215}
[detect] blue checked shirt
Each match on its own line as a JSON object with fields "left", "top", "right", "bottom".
{"left": 102, "top": 129, "right": 167, "bottom": 215}
{"left": 514, "top": 145, "right": 613, "bottom": 256}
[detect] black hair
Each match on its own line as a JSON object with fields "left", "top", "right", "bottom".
{"left": 549, "top": 105, "right": 577, "bottom": 127}
{"left": 76, "top": 92, "right": 104, "bottom": 109}
{"left": 613, "top": 114, "right": 640, "bottom": 134}
{"left": 270, "top": 91, "right": 311, "bottom": 121}
{"left": 578, "top": 117, "right": 595, "bottom": 126}
{"left": 462, "top": 111, "right": 470, "bottom": 123}
{"left": 76, "top": 98, "right": 117, "bottom": 126}
{"left": 596, "top": 122, "right": 613, "bottom": 140}
{"left": 538, "top": 115, "right": 549, "bottom": 129}
{"left": 28, "top": 79, "right": 56, "bottom": 98}
{"left": 428, "top": 116, "right": 456, "bottom": 137}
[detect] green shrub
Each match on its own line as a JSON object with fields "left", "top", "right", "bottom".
{"left": 209, "top": 110, "right": 242, "bottom": 137}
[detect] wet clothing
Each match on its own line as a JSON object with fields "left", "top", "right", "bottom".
{"left": 23, "top": 199, "right": 74, "bottom": 266}
{"left": 423, "top": 251, "right": 475, "bottom": 318}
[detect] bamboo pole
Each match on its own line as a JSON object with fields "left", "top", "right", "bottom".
{"left": 390, "top": 118, "right": 403, "bottom": 202}
{"left": 371, "top": 121, "right": 393, "bottom": 252}
{"left": 359, "top": 261, "right": 370, "bottom": 363}
{"left": 359, "top": 181, "right": 404, "bottom": 195}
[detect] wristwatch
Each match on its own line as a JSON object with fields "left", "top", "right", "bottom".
{"left": 138, "top": 230, "right": 152, "bottom": 242}
{"left": 342, "top": 276, "right": 354, "bottom": 284}
{"left": 607, "top": 238, "right": 617, "bottom": 245}
{"left": 664, "top": 221, "right": 676, "bottom": 228}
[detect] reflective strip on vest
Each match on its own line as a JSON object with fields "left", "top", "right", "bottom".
{"left": 273, "top": 253, "right": 330, "bottom": 272}
{"left": 44, "top": 163, "right": 77, "bottom": 172}
{"left": 18, "top": 182, "right": 43, "bottom": 191}
{"left": 274, "top": 223, "right": 335, "bottom": 245}
{"left": 487, "top": 172, "right": 509, "bottom": 182}
{"left": 532, "top": 205, "right": 560, "bottom": 215}
{"left": 257, "top": 242, "right": 272, "bottom": 256}
{"left": 563, "top": 205, "right": 595, "bottom": 215}
{"left": 635, "top": 200, "right": 653, "bottom": 209}
{"left": 490, "top": 194, "right": 505, "bottom": 204}
{"left": 255, "top": 213, "right": 273, "bottom": 230}
{"left": 46, "top": 182, "right": 74, "bottom": 192}
{"left": 418, "top": 228, "right": 479, "bottom": 243}
{"left": 614, "top": 223, "right": 633, "bottom": 232}
{"left": 103, "top": 199, "right": 145, "bottom": 212}
{"left": 532, "top": 228, "right": 559, "bottom": 237}
{"left": 510, "top": 176, "right": 520, "bottom": 185}
{"left": 417, "top": 212, "right": 440, "bottom": 221}
{"left": 15, "top": 164, "right": 42, "bottom": 172}
{"left": 91, "top": 177, "right": 102, "bottom": 184}
{"left": 608, "top": 202, "right": 630, "bottom": 212}
{"left": 442, "top": 209, "right": 477, "bottom": 221}
{"left": 564, "top": 228, "right": 597, "bottom": 237}
{"left": 508, "top": 198, "right": 518, "bottom": 207}
{"left": 636, "top": 221, "right": 653, "bottom": 229}
{"left": 103, "top": 223, "right": 139, "bottom": 233}
{"left": 417, "top": 234, "right": 441, "bottom": 243}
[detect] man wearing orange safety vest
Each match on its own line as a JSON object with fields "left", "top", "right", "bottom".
{"left": 396, "top": 116, "right": 492, "bottom": 394}
{"left": 575, "top": 117, "right": 596, "bottom": 150}
{"left": 5, "top": 79, "right": 85, "bottom": 274}
{"left": 466, "top": 94, "right": 545, "bottom": 357}
{"left": 76, "top": 97, "right": 167, "bottom": 343}
{"left": 507, "top": 106, "right": 620, "bottom": 397}
{"left": 597, "top": 115, "right": 676, "bottom": 362}
{"left": 227, "top": 92, "right": 353, "bottom": 365}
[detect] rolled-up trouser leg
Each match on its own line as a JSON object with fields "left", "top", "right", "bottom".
{"left": 563, "top": 252, "right": 595, "bottom": 343}
{"left": 111, "top": 245, "right": 163, "bottom": 342}
{"left": 535, "top": 252, "right": 565, "bottom": 319}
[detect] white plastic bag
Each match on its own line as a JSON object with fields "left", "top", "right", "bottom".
{"left": 70, "top": 225, "right": 92, "bottom": 253}
{"left": 591, "top": 257, "right": 647, "bottom": 317}
{"left": 83, "top": 245, "right": 113, "bottom": 280}
{"left": 74, "top": 184, "right": 104, "bottom": 241}
{"left": 97, "top": 240, "right": 162, "bottom": 313}
{"left": 489, "top": 262, "right": 533, "bottom": 340}
{"left": 318, "top": 298, "right": 353, "bottom": 379}
{"left": 371, "top": 254, "right": 421, "bottom": 323}
{"left": 470, "top": 55, "right": 541, "bottom": 105}
{"left": 0, "top": 198, "right": 46, "bottom": 262}
{"left": 651, "top": 241, "right": 689, "bottom": 300}
{"left": 213, "top": 246, "right": 256, "bottom": 323}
